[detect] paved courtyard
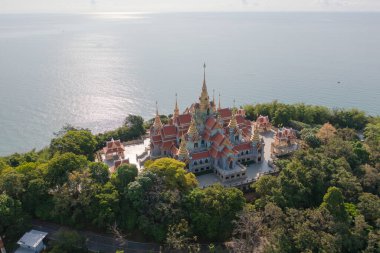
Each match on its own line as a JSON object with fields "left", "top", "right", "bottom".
{"left": 102, "top": 138, "right": 150, "bottom": 170}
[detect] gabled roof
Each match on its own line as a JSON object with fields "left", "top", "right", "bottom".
{"left": 17, "top": 230, "right": 48, "bottom": 248}
{"left": 233, "top": 142, "right": 252, "bottom": 152}
{"left": 104, "top": 139, "right": 124, "bottom": 151}
{"left": 211, "top": 132, "right": 225, "bottom": 146}
{"left": 218, "top": 108, "right": 232, "bottom": 118}
{"left": 152, "top": 135, "right": 162, "bottom": 142}
{"left": 162, "top": 125, "right": 177, "bottom": 137}
{"left": 209, "top": 147, "right": 218, "bottom": 158}
{"left": 162, "top": 141, "right": 174, "bottom": 150}
{"left": 203, "top": 131, "right": 210, "bottom": 141}
{"left": 192, "top": 151, "right": 210, "bottom": 160}
{"left": 257, "top": 115, "right": 270, "bottom": 123}
{"left": 205, "top": 117, "right": 217, "bottom": 129}
{"left": 176, "top": 114, "right": 192, "bottom": 125}
{"left": 236, "top": 115, "right": 245, "bottom": 125}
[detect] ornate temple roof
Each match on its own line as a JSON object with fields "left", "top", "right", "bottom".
{"left": 153, "top": 102, "right": 163, "bottom": 129}
{"left": 192, "top": 151, "right": 210, "bottom": 160}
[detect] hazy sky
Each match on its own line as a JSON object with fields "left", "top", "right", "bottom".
{"left": 1, "top": 0, "right": 380, "bottom": 13}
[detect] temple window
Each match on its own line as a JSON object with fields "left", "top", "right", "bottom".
{"left": 235, "top": 136, "right": 239, "bottom": 141}
{"left": 246, "top": 150, "right": 249, "bottom": 154}
{"left": 229, "top": 161, "right": 233, "bottom": 169}
{"left": 200, "top": 160, "right": 203, "bottom": 164}
{"left": 194, "top": 161, "right": 198, "bottom": 165}
{"left": 205, "top": 159, "right": 209, "bottom": 163}
{"left": 201, "top": 140, "right": 205, "bottom": 145}
{"left": 194, "top": 143, "right": 198, "bottom": 148}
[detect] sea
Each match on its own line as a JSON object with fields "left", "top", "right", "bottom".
{"left": 0, "top": 12, "right": 379, "bottom": 156}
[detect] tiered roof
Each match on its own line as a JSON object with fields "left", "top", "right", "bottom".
{"left": 103, "top": 138, "right": 125, "bottom": 154}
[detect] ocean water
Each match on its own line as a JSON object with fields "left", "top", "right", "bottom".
{"left": 0, "top": 12, "right": 379, "bottom": 156}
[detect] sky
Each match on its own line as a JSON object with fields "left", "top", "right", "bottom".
{"left": 1, "top": 0, "right": 380, "bottom": 13}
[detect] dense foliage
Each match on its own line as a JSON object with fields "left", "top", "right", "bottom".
{"left": 244, "top": 101, "right": 369, "bottom": 129}
{"left": 0, "top": 104, "right": 379, "bottom": 253}
{"left": 231, "top": 114, "right": 380, "bottom": 253}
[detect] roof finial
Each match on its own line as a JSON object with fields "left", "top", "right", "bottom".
{"left": 174, "top": 93, "right": 179, "bottom": 118}
{"left": 202, "top": 62, "right": 207, "bottom": 89}
{"left": 218, "top": 92, "right": 221, "bottom": 110}
{"left": 212, "top": 89, "right": 216, "bottom": 111}
{"left": 233, "top": 99, "right": 236, "bottom": 109}
{"left": 153, "top": 101, "right": 163, "bottom": 129}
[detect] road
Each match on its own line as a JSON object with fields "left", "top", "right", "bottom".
{"left": 32, "top": 220, "right": 161, "bottom": 253}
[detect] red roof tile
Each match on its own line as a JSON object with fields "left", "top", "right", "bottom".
{"left": 211, "top": 133, "right": 225, "bottom": 145}
{"left": 152, "top": 135, "right": 162, "bottom": 142}
{"left": 209, "top": 147, "right": 218, "bottom": 158}
{"left": 218, "top": 108, "right": 232, "bottom": 118}
{"left": 192, "top": 151, "right": 210, "bottom": 160}
{"left": 162, "top": 141, "right": 174, "bottom": 150}
{"left": 176, "top": 114, "right": 191, "bottom": 125}
{"left": 233, "top": 142, "right": 252, "bottom": 152}
{"left": 205, "top": 117, "right": 216, "bottom": 129}
{"left": 236, "top": 115, "right": 245, "bottom": 124}
{"left": 162, "top": 125, "right": 177, "bottom": 137}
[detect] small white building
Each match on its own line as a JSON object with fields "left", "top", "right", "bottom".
{"left": 15, "top": 230, "right": 48, "bottom": 253}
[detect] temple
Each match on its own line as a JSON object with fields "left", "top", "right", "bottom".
{"left": 271, "top": 127, "right": 298, "bottom": 157}
{"left": 254, "top": 115, "right": 272, "bottom": 133}
{"left": 149, "top": 64, "right": 265, "bottom": 183}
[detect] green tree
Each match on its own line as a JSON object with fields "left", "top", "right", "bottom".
{"left": 364, "top": 122, "right": 380, "bottom": 165}
{"left": 0, "top": 193, "right": 26, "bottom": 247}
{"left": 124, "top": 114, "right": 145, "bottom": 136}
{"left": 46, "top": 153, "right": 88, "bottom": 187}
{"left": 49, "top": 229, "right": 87, "bottom": 253}
{"left": 50, "top": 129, "right": 97, "bottom": 160}
{"left": 145, "top": 158, "right": 198, "bottom": 192}
{"left": 186, "top": 184, "right": 245, "bottom": 241}
{"left": 92, "top": 182, "right": 119, "bottom": 228}
{"left": 111, "top": 163, "right": 138, "bottom": 192}
{"left": 360, "top": 164, "right": 380, "bottom": 195}
{"left": 127, "top": 171, "right": 185, "bottom": 241}
{"left": 357, "top": 192, "right": 380, "bottom": 226}
{"left": 320, "top": 187, "right": 348, "bottom": 222}
{"left": 0, "top": 168, "right": 25, "bottom": 199}
{"left": 89, "top": 162, "right": 109, "bottom": 184}
{"left": 166, "top": 219, "right": 200, "bottom": 252}
{"left": 51, "top": 170, "right": 96, "bottom": 226}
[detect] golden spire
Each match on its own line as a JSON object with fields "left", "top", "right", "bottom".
{"left": 177, "top": 135, "right": 189, "bottom": 158}
{"left": 228, "top": 106, "right": 238, "bottom": 129}
{"left": 251, "top": 125, "right": 260, "bottom": 142}
{"left": 218, "top": 92, "right": 221, "bottom": 110}
{"left": 212, "top": 89, "right": 216, "bottom": 112}
{"left": 187, "top": 114, "right": 199, "bottom": 137}
{"left": 153, "top": 101, "right": 163, "bottom": 129}
{"left": 174, "top": 93, "right": 179, "bottom": 118}
{"left": 199, "top": 63, "right": 210, "bottom": 112}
